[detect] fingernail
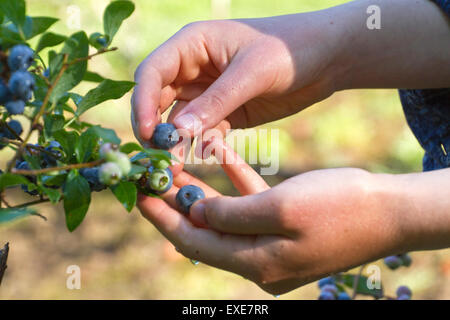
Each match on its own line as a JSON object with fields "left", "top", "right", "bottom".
{"left": 190, "top": 202, "right": 206, "bottom": 226}
{"left": 174, "top": 113, "right": 200, "bottom": 133}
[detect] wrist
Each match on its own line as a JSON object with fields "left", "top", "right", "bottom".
{"left": 371, "top": 170, "right": 450, "bottom": 253}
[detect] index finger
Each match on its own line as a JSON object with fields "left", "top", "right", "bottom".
{"left": 132, "top": 41, "right": 181, "bottom": 142}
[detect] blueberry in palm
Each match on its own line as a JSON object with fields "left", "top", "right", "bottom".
{"left": 175, "top": 185, "right": 205, "bottom": 214}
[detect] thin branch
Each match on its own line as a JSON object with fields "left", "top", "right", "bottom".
{"left": 0, "top": 138, "right": 60, "bottom": 160}
{"left": 0, "top": 243, "right": 9, "bottom": 286}
{"left": 66, "top": 47, "right": 118, "bottom": 66}
{"left": 1, "top": 121, "right": 24, "bottom": 142}
{"left": 351, "top": 264, "right": 366, "bottom": 299}
{"left": 11, "top": 159, "right": 104, "bottom": 176}
{"left": 10, "top": 198, "right": 52, "bottom": 209}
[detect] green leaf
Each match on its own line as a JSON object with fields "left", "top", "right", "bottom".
{"left": 23, "top": 16, "right": 58, "bottom": 39}
{"left": 0, "top": 0, "right": 26, "bottom": 30}
{"left": 53, "top": 130, "right": 79, "bottom": 162}
{"left": 41, "top": 173, "right": 67, "bottom": 188}
{"left": 50, "top": 31, "right": 89, "bottom": 103}
{"left": 128, "top": 164, "right": 146, "bottom": 177}
{"left": 39, "top": 186, "right": 61, "bottom": 204}
{"left": 83, "top": 71, "right": 106, "bottom": 83}
{"left": 103, "top": 0, "right": 134, "bottom": 44}
{"left": 0, "top": 173, "right": 33, "bottom": 190}
{"left": 143, "top": 148, "right": 177, "bottom": 162}
{"left": 0, "top": 207, "right": 41, "bottom": 224}
{"left": 340, "top": 274, "right": 383, "bottom": 299}
{"left": 86, "top": 125, "right": 121, "bottom": 145}
{"left": 119, "top": 142, "right": 143, "bottom": 154}
{"left": 76, "top": 129, "right": 99, "bottom": 162}
{"left": 36, "top": 32, "right": 66, "bottom": 52}
{"left": 43, "top": 114, "right": 65, "bottom": 140}
{"left": 63, "top": 170, "right": 91, "bottom": 232}
{"left": 75, "top": 79, "right": 135, "bottom": 116}
{"left": 111, "top": 180, "right": 136, "bottom": 212}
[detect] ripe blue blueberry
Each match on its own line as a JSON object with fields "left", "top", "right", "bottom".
{"left": 9, "top": 71, "right": 35, "bottom": 101}
{"left": 175, "top": 185, "right": 205, "bottom": 214}
{"left": 396, "top": 294, "right": 411, "bottom": 300}
{"left": 151, "top": 123, "right": 179, "bottom": 150}
{"left": 5, "top": 100, "right": 25, "bottom": 115}
{"left": 318, "top": 277, "right": 335, "bottom": 288}
{"left": 0, "top": 81, "right": 12, "bottom": 104}
{"left": 147, "top": 166, "right": 173, "bottom": 194}
{"left": 396, "top": 286, "right": 412, "bottom": 298}
{"left": 399, "top": 253, "right": 412, "bottom": 267}
{"left": 43, "top": 141, "right": 62, "bottom": 166}
{"left": 8, "top": 45, "right": 34, "bottom": 71}
{"left": 318, "top": 291, "right": 336, "bottom": 300}
{"left": 99, "top": 162, "right": 123, "bottom": 185}
{"left": 80, "top": 167, "right": 106, "bottom": 192}
{"left": 4, "top": 120, "right": 23, "bottom": 139}
{"left": 384, "top": 255, "right": 403, "bottom": 270}
{"left": 337, "top": 292, "right": 351, "bottom": 300}
{"left": 321, "top": 284, "right": 338, "bottom": 296}
{"left": 16, "top": 161, "right": 38, "bottom": 196}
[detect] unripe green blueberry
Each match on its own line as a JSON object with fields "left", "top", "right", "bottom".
{"left": 102, "top": 150, "right": 131, "bottom": 176}
{"left": 99, "top": 142, "right": 117, "bottom": 159}
{"left": 99, "top": 162, "right": 122, "bottom": 185}
{"left": 147, "top": 167, "right": 173, "bottom": 194}
{"left": 153, "top": 158, "right": 171, "bottom": 169}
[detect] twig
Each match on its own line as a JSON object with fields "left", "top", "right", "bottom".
{"left": 0, "top": 137, "right": 59, "bottom": 160}
{"left": 11, "top": 159, "right": 104, "bottom": 175}
{"left": 0, "top": 243, "right": 9, "bottom": 286}
{"left": 352, "top": 264, "right": 366, "bottom": 299}
{"left": 10, "top": 198, "right": 52, "bottom": 209}
{"left": 1, "top": 121, "right": 24, "bottom": 142}
{"left": 66, "top": 47, "right": 118, "bottom": 66}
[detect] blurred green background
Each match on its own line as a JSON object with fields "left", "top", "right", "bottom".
{"left": 1, "top": 0, "right": 449, "bottom": 299}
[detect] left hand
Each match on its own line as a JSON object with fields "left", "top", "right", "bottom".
{"left": 138, "top": 139, "right": 408, "bottom": 295}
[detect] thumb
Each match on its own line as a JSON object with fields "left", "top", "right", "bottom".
{"left": 190, "top": 192, "right": 285, "bottom": 235}
{"left": 172, "top": 56, "right": 266, "bottom": 134}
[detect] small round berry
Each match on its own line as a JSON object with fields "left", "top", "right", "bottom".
{"left": 80, "top": 167, "right": 106, "bottom": 192}
{"left": 99, "top": 162, "right": 122, "bottom": 185}
{"left": 337, "top": 292, "right": 351, "bottom": 300}
{"left": 318, "top": 291, "right": 336, "bottom": 300}
{"left": 43, "top": 141, "right": 62, "bottom": 166}
{"left": 16, "top": 161, "right": 38, "bottom": 195}
{"left": 5, "top": 100, "right": 25, "bottom": 115}
{"left": 154, "top": 158, "right": 171, "bottom": 169}
{"left": 321, "top": 284, "right": 338, "bottom": 296}
{"left": 8, "top": 45, "right": 34, "bottom": 71}
{"left": 399, "top": 253, "right": 412, "bottom": 267}
{"left": 0, "top": 81, "right": 12, "bottom": 104}
{"left": 396, "top": 286, "right": 412, "bottom": 298}
{"left": 9, "top": 71, "right": 35, "bottom": 101}
{"left": 151, "top": 123, "right": 179, "bottom": 150}
{"left": 4, "top": 120, "right": 23, "bottom": 139}
{"left": 147, "top": 166, "right": 173, "bottom": 194}
{"left": 99, "top": 142, "right": 117, "bottom": 159}
{"left": 103, "top": 149, "right": 131, "bottom": 176}
{"left": 384, "top": 255, "right": 403, "bottom": 270}
{"left": 318, "top": 277, "right": 335, "bottom": 288}
{"left": 175, "top": 185, "right": 205, "bottom": 214}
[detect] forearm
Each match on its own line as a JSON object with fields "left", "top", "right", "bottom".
{"left": 329, "top": 0, "right": 450, "bottom": 90}
{"left": 375, "top": 168, "right": 450, "bottom": 253}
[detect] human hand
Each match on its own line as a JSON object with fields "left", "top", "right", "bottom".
{"left": 131, "top": 13, "right": 345, "bottom": 143}
{"left": 137, "top": 139, "right": 415, "bottom": 295}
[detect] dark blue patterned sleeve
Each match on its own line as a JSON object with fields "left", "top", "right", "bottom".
{"left": 432, "top": 0, "right": 450, "bottom": 16}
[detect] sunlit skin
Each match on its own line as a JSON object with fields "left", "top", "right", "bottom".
{"left": 132, "top": 0, "right": 450, "bottom": 294}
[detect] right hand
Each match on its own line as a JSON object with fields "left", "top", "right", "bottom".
{"left": 131, "top": 12, "right": 346, "bottom": 143}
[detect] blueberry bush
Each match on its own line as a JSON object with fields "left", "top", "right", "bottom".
{"left": 0, "top": 0, "right": 177, "bottom": 234}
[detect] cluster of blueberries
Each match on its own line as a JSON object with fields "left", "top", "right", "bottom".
{"left": 15, "top": 140, "right": 63, "bottom": 195}
{"left": 383, "top": 253, "right": 412, "bottom": 270}
{"left": 317, "top": 277, "right": 351, "bottom": 300}
{"left": 0, "top": 45, "right": 36, "bottom": 115}
{"left": 148, "top": 123, "right": 205, "bottom": 213}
